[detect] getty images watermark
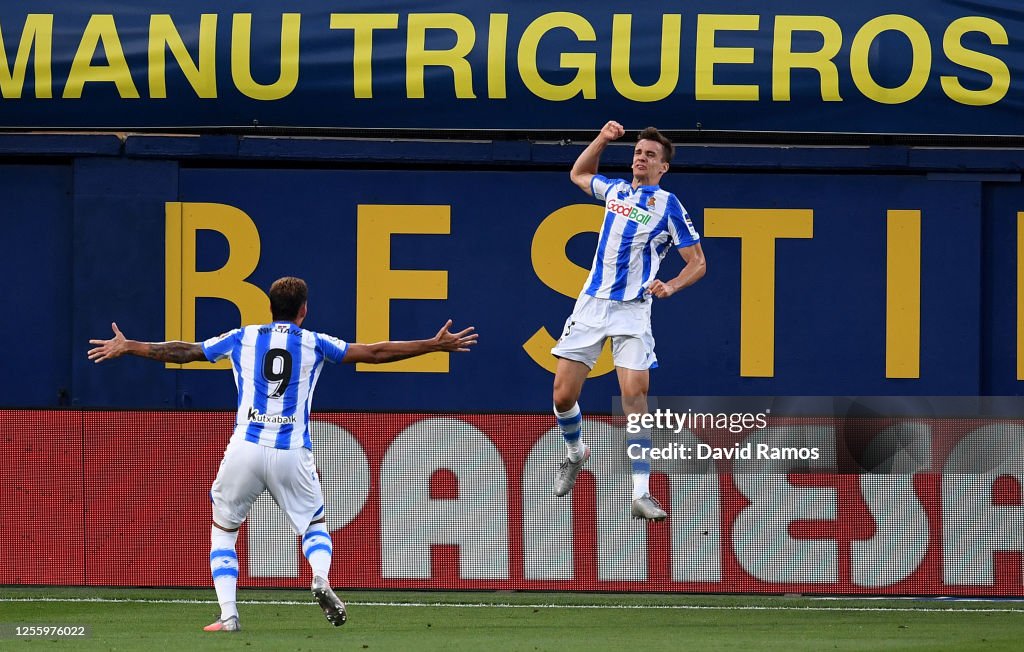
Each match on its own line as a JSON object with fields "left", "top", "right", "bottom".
{"left": 623, "top": 406, "right": 821, "bottom": 461}
{"left": 614, "top": 396, "right": 1024, "bottom": 472}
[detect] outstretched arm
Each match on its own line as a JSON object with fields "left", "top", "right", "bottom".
{"left": 569, "top": 120, "right": 625, "bottom": 195}
{"left": 342, "top": 319, "right": 478, "bottom": 364}
{"left": 88, "top": 322, "right": 206, "bottom": 364}
{"left": 648, "top": 242, "right": 707, "bottom": 299}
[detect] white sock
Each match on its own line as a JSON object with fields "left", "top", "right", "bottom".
{"left": 628, "top": 429, "right": 652, "bottom": 499}
{"left": 632, "top": 472, "right": 650, "bottom": 499}
{"left": 302, "top": 522, "right": 333, "bottom": 580}
{"left": 555, "top": 403, "right": 585, "bottom": 462}
{"left": 210, "top": 527, "right": 239, "bottom": 620}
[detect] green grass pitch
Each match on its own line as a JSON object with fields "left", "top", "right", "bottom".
{"left": 3, "top": 587, "right": 1024, "bottom": 651}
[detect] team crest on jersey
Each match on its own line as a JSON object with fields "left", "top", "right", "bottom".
{"left": 646, "top": 196, "right": 657, "bottom": 209}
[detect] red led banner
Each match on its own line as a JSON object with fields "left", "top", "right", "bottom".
{"left": 2, "top": 410, "right": 1021, "bottom": 595}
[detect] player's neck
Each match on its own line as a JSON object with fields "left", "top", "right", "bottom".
{"left": 631, "top": 177, "right": 660, "bottom": 189}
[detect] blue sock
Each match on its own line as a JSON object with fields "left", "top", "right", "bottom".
{"left": 555, "top": 403, "right": 585, "bottom": 462}
{"left": 210, "top": 527, "right": 239, "bottom": 619}
{"left": 302, "top": 522, "right": 333, "bottom": 580}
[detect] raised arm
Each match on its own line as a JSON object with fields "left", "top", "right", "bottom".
{"left": 570, "top": 120, "right": 625, "bottom": 195}
{"left": 88, "top": 322, "right": 206, "bottom": 364}
{"left": 342, "top": 319, "right": 478, "bottom": 364}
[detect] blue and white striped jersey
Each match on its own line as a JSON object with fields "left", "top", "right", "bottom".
{"left": 201, "top": 322, "right": 349, "bottom": 450}
{"left": 582, "top": 175, "right": 700, "bottom": 301}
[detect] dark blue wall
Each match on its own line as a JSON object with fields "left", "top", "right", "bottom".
{"left": 2, "top": 135, "right": 1022, "bottom": 409}
{"left": 3, "top": 165, "right": 73, "bottom": 406}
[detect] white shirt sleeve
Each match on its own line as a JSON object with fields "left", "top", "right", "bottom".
{"left": 591, "top": 175, "right": 625, "bottom": 202}
{"left": 666, "top": 195, "right": 700, "bottom": 247}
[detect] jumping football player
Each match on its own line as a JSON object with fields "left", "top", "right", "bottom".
{"left": 550, "top": 122, "right": 707, "bottom": 520}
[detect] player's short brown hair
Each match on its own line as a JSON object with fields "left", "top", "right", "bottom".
{"left": 637, "top": 126, "right": 674, "bottom": 163}
{"left": 269, "top": 277, "right": 308, "bottom": 321}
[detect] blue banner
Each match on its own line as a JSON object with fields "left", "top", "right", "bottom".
{"left": 29, "top": 161, "right": 996, "bottom": 411}
{"left": 0, "top": 1, "right": 1022, "bottom": 134}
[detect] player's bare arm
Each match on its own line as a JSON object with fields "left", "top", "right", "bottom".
{"left": 88, "top": 322, "right": 206, "bottom": 364}
{"left": 648, "top": 241, "right": 707, "bottom": 299}
{"left": 570, "top": 120, "right": 625, "bottom": 195}
{"left": 343, "top": 319, "right": 478, "bottom": 364}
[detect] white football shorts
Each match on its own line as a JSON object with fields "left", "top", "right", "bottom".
{"left": 210, "top": 439, "right": 325, "bottom": 535}
{"left": 551, "top": 293, "right": 657, "bottom": 370}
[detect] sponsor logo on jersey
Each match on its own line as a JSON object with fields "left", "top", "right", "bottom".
{"left": 259, "top": 324, "right": 302, "bottom": 336}
{"left": 607, "top": 199, "right": 653, "bottom": 226}
{"left": 247, "top": 407, "right": 297, "bottom": 424}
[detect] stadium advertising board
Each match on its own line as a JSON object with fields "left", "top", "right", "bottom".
{"left": 65, "top": 166, "right": 989, "bottom": 411}
{"left": 0, "top": 1, "right": 1022, "bottom": 134}
{"left": 4, "top": 410, "right": 1021, "bottom": 595}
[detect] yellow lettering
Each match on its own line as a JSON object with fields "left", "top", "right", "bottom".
{"left": 518, "top": 12, "right": 596, "bottom": 101}
{"left": 850, "top": 15, "right": 931, "bottom": 105}
{"left": 772, "top": 15, "right": 843, "bottom": 101}
{"left": 523, "top": 205, "right": 613, "bottom": 377}
{"left": 610, "top": 14, "right": 680, "bottom": 102}
{"left": 487, "top": 14, "right": 508, "bottom": 99}
{"left": 0, "top": 14, "right": 52, "bottom": 98}
{"left": 165, "top": 202, "right": 269, "bottom": 370}
{"left": 64, "top": 15, "right": 139, "bottom": 99}
{"left": 356, "top": 205, "right": 449, "bottom": 372}
{"left": 695, "top": 14, "right": 760, "bottom": 101}
{"left": 329, "top": 14, "right": 399, "bottom": 99}
{"left": 704, "top": 209, "right": 814, "bottom": 377}
{"left": 407, "top": 13, "right": 476, "bottom": 99}
{"left": 941, "top": 17, "right": 1009, "bottom": 107}
{"left": 149, "top": 14, "right": 217, "bottom": 99}
{"left": 231, "top": 13, "right": 300, "bottom": 101}
{"left": 886, "top": 210, "right": 921, "bottom": 378}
